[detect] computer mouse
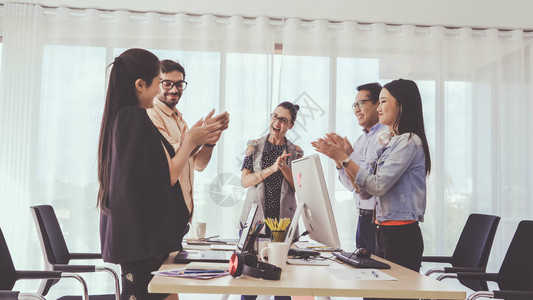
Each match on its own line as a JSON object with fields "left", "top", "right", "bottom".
{"left": 354, "top": 247, "right": 371, "bottom": 258}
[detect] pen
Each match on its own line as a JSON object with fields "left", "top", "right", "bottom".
{"left": 183, "top": 270, "right": 225, "bottom": 274}
{"left": 371, "top": 270, "right": 379, "bottom": 278}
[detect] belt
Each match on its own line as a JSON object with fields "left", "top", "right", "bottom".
{"left": 358, "top": 209, "right": 374, "bottom": 216}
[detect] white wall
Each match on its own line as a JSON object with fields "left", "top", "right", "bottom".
{"left": 5, "top": 0, "right": 533, "bottom": 30}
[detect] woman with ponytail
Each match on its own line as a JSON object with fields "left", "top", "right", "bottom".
{"left": 97, "top": 48, "right": 224, "bottom": 299}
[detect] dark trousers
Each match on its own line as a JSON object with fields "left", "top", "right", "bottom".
{"left": 375, "top": 221, "right": 424, "bottom": 272}
{"left": 356, "top": 214, "right": 377, "bottom": 254}
{"left": 367, "top": 222, "right": 424, "bottom": 300}
{"left": 120, "top": 255, "right": 169, "bottom": 300}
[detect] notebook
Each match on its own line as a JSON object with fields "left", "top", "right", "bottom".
{"left": 173, "top": 203, "right": 258, "bottom": 263}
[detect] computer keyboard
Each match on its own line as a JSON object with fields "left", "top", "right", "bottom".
{"left": 333, "top": 251, "right": 391, "bottom": 269}
{"left": 198, "top": 250, "right": 232, "bottom": 259}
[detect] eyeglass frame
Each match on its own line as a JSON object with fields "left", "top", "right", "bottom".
{"left": 160, "top": 79, "right": 188, "bottom": 91}
{"left": 352, "top": 99, "right": 376, "bottom": 110}
{"left": 270, "top": 113, "right": 291, "bottom": 125}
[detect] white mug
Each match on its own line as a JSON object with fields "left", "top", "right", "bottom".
{"left": 191, "top": 222, "right": 206, "bottom": 239}
{"left": 260, "top": 242, "right": 290, "bottom": 269}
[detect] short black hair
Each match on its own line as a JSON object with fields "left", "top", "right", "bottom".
{"left": 356, "top": 82, "right": 382, "bottom": 104}
{"left": 160, "top": 59, "right": 186, "bottom": 79}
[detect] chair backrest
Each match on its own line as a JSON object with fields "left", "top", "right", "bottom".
{"left": 0, "top": 227, "right": 18, "bottom": 291}
{"left": 30, "top": 205, "right": 71, "bottom": 264}
{"left": 498, "top": 220, "right": 533, "bottom": 291}
{"left": 452, "top": 213, "right": 500, "bottom": 291}
{"left": 30, "top": 205, "right": 71, "bottom": 296}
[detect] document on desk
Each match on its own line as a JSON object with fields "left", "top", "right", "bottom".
{"left": 326, "top": 267, "right": 397, "bottom": 281}
{"left": 152, "top": 268, "right": 229, "bottom": 280}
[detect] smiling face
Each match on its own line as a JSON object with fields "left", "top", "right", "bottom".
{"left": 377, "top": 88, "right": 401, "bottom": 130}
{"left": 354, "top": 90, "right": 380, "bottom": 131}
{"left": 156, "top": 70, "right": 184, "bottom": 109}
{"left": 269, "top": 106, "right": 294, "bottom": 139}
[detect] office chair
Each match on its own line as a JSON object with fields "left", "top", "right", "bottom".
{"left": 30, "top": 205, "right": 119, "bottom": 300}
{"left": 440, "top": 220, "right": 533, "bottom": 300}
{"left": 0, "top": 226, "right": 89, "bottom": 300}
{"left": 423, "top": 213, "right": 500, "bottom": 291}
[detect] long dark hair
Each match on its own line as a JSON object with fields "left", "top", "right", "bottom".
{"left": 383, "top": 79, "right": 431, "bottom": 175}
{"left": 97, "top": 48, "right": 161, "bottom": 212}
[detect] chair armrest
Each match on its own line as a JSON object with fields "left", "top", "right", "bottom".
{"left": 15, "top": 270, "right": 63, "bottom": 280}
{"left": 52, "top": 264, "right": 96, "bottom": 272}
{"left": 425, "top": 268, "right": 445, "bottom": 276}
{"left": 14, "top": 271, "right": 89, "bottom": 300}
{"left": 493, "top": 290, "right": 533, "bottom": 300}
{"left": 457, "top": 272, "right": 499, "bottom": 282}
{"left": 69, "top": 253, "right": 102, "bottom": 260}
{"left": 0, "top": 291, "right": 20, "bottom": 300}
{"left": 444, "top": 266, "right": 485, "bottom": 273}
{"left": 422, "top": 256, "right": 452, "bottom": 263}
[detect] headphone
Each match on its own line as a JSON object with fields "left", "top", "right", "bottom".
{"left": 229, "top": 252, "right": 282, "bottom": 280}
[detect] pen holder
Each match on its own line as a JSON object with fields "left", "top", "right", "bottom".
{"left": 271, "top": 230, "right": 286, "bottom": 242}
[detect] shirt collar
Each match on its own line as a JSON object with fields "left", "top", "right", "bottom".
{"left": 363, "top": 122, "right": 384, "bottom": 135}
{"left": 153, "top": 98, "right": 181, "bottom": 118}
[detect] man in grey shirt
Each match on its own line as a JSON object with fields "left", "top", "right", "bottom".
{"left": 315, "top": 82, "right": 385, "bottom": 253}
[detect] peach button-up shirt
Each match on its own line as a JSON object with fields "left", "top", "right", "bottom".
{"left": 147, "top": 99, "right": 194, "bottom": 218}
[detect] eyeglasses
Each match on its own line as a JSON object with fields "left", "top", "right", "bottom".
{"left": 160, "top": 80, "right": 188, "bottom": 91}
{"left": 352, "top": 99, "right": 374, "bottom": 110}
{"left": 270, "top": 113, "right": 290, "bottom": 125}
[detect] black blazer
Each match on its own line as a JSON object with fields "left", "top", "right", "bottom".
{"left": 100, "top": 106, "right": 190, "bottom": 264}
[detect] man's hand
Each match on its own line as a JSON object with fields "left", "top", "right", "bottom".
{"left": 204, "top": 109, "right": 230, "bottom": 131}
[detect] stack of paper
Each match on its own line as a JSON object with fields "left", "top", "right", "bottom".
{"left": 152, "top": 268, "right": 229, "bottom": 279}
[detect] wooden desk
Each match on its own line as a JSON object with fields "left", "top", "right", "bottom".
{"left": 149, "top": 252, "right": 466, "bottom": 299}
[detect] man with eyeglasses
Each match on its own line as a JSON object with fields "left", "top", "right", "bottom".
{"left": 148, "top": 59, "right": 229, "bottom": 223}
{"left": 313, "top": 82, "right": 385, "bottom": 254}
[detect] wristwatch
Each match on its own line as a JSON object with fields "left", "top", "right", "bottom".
{"left": 341, "top": 157, "right": 351, "bottom": 168}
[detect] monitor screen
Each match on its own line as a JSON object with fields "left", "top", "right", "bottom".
{"left": 291, "top": 154, "right": 341, "bottom": 249}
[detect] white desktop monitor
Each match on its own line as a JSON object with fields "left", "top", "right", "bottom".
{"left": 291, "top": 154, "right": 341, "bottom": 249}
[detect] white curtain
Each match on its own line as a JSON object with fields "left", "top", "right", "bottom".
{"left": 1, "top": 3, "right": 532, "bottom": 297}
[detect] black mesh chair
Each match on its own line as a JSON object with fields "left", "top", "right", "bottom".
{"left": 30, "top": 205, "right": 119, "bottom": 300}
{"left": 0, "top": 226, "right": 88, "bottom": 300}
{"left": 423, "top": 213, "right": 500, "bottom": 291}
{"left": 440, "top": 220, "right": 533, "bottom": 300}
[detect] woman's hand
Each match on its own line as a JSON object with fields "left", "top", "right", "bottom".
{"left": 183, "top": 118, "right": 222, "bottom": 147}
{"left": 311, "top": 133, "right": 349, "bottom": 162}
{"left": 272, "top": 150, "right": 291, "bottom": 172}
{"left": 324, "top": 133, "right": 354, "bottom": 157}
